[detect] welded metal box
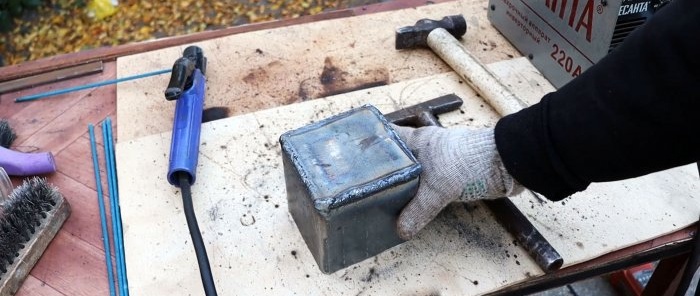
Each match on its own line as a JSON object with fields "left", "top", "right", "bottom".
{"left": 280, "top": 105, "right": 421, "bottom": 274}
{"left": 488, "top": 0, "right": 671, "bottom": 87}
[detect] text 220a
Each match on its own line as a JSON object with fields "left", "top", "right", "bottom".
{"left": 550, "top": 44, "right": 583, "bottom": 78}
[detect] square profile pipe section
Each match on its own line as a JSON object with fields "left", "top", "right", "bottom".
{"left": 280, "top": 105, "right": 421, "bottom": 274}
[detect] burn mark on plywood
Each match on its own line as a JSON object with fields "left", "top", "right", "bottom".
{"left": 294, "top": 57, "right": 390, "bottom": 103}
{"left": 241, "top": 61, "right": 283, "bottom": 85}
{"left": 320, "top": 57, "right": 390, "bottom": 97}
{"left": 297, "top": 78, "right": 315, "bottom": 102}
{"left": 320, "top": 58, "right": 343, "bottom": 86}
{"left": 243, "top": 68, "right": 269, "bottom": 84}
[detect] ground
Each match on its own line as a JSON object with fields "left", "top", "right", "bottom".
{"left": 0, "top": 0, "right": 386, "bottom": 66}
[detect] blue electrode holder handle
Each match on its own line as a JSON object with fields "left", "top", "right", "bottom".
{"left": 165, "top": 46, "right": 207, "bottom": 187}
{"left": 167, "top": 69, "right": 205, "bottom": 186}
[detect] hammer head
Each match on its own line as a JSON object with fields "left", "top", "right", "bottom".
{"left": 395, "top": 15, "right": 467, "bottom": 50}
{"left": 385, "top": 94, "right": 464, "bottom": 127}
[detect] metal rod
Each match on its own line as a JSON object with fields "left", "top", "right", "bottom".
{"left": 482, "top": 199, "right": 563, "bottom": 272}
{"left": 106, "top": 118, "right": 129, "bottom": 295}
{"left": 387, "top": 95, "right": 563, "bottom": 272}
{"left": 102, "top": 119, "right": 128, "bottom": 295}
{"left": 0, "top": 61, "right": 103, "bottom": 94}
{"left": 88, "top": 124, "right": 117, "bottom": 296}
{"left": 15, "top": 69, "right": 170, "bottom": 103}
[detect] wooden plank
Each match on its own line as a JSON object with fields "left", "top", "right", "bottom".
{"left": 15, "top": 76, "right": 116, "bottom": 155}
{"left": 116, "top": 59, "right": 700, "bottom": 295}
{"left": 642, "top": 254, "right": 687, "bottom": 296}
{"left": 116, "top": 70, "right": 517, "bottom": 295}
{"left": 3, "top": 2, "right": 694, "bottom": 295}
{"left": 492, "top": 225, "right": 697, "bottom": 294}
{"left": 0, "top": 0, "right": 453, "bottom": 83}
{"left": 0, "top": 62, "right": 104, "bottom": 94}
{"left": 55, "top": 133, "right": 107, "bottom": 193}
{"left": 30, "top": 230, "right": 113, "bottom": 296}
{"left": 0, "top": 79, "right": 87, "bottom": 133}
{"left": 5, "top": 94, "right": 84, "bottom": 147}
{"left": 47, "top": 172, "right": 111, "bottom": 252}
{"left": 0, "top": 10, "right": 353, "bottom": 82}
{"left": 116, "top": 0, "right": 520, "bottom": 141}
{"left": 56, "top": 109, "right": 116, "bottom": 194}
{"left": 0, "top": 192, "right": 70, "bottom": 296}
{"left": 1, "top": 62, "right": 116, "bottom": 146}
{"left": 350, "top": 0, "right": 453, "bottom": 14}
{"left": 15, "top": 275, "right": 64, "bottom": 296}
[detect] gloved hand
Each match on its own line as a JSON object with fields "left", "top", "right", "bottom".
{"left": 392, "top": 125, "right": 524, "bottom": 240}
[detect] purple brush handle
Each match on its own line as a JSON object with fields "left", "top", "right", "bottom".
{"left": 0, "top": 146, "right": 57, "bottom": 176}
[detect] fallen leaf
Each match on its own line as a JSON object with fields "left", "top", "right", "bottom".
{"left": 0, "top": 0, "right": 381, "bottom": 66}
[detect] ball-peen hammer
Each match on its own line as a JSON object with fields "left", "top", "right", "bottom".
{"left": 395, "top": 15, "right": 563, "bottom": 272}
{"left": 396, "top": 15, "right": 527, "bottom": 116}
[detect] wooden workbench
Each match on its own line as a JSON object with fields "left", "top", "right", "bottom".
{"left": 0, "top": 0, "right": 697, "bottom": 295}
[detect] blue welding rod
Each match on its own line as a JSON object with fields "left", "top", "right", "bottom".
{"left": 101, "top": 119, "right": 127, "bottom": 296}
{"left": 106, "top": 118, "right": 129, "bottom": 295}
{"left": 89, "top": 124, "right": 117, "bottom": 296}
{"left": 14, "top": 68, "right": 170, "bottom": 103}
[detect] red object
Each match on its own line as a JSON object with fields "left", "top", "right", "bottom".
{"left": 610, "top": 263, "right": 656, "bottom": 296}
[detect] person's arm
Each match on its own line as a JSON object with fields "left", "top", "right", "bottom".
{"left": 395, "top": 0, "right": 700, "bottom": 239}
{"left": 495, "top": 0, "right": 700, "bottom": 201}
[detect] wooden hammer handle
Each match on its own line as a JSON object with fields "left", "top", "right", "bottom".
{"left": 425, "top": 28, "right": 564, "bottom": 272}
{"left": 427, "top": 28, "right": 528, "bottom": 116}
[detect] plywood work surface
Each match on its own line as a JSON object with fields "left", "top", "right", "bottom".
{"left": 116, "top": 58, "right": 700, "bottom": 295}
{"left": 116, "top": 0, "right": 519, "bottom": 141}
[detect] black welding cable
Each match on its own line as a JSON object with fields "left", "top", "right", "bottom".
{"left": 178, "top": 173, "right": 218, "bottom": 296}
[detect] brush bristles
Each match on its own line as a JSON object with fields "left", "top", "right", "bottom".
{"left": 0, "top": 120, "right": 17, "bottom": 149}
{"left": 0, "top": 177, "right": 60, "bottom": 275}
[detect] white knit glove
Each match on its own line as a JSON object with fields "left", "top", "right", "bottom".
{"left": 392, "top": 125, "right": 524, "bottom": 240}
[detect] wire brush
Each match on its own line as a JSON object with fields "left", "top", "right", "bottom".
{"left": 0, "top": 120, "right": 16, "bottom": 149}
{"left": 0, "top": 177, "right": 71, "bottom": 294}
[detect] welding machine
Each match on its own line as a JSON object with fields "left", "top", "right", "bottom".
{"left": 488, "top": 0, "right": 672, "bottom": 87}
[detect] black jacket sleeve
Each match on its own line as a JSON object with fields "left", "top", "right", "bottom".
{"left": 494, "top": 0, "right": 700, "bottom": 201}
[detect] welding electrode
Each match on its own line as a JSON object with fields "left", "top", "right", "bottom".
{"left": 165, "top": 46, "right": 218, "bottom": 296}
